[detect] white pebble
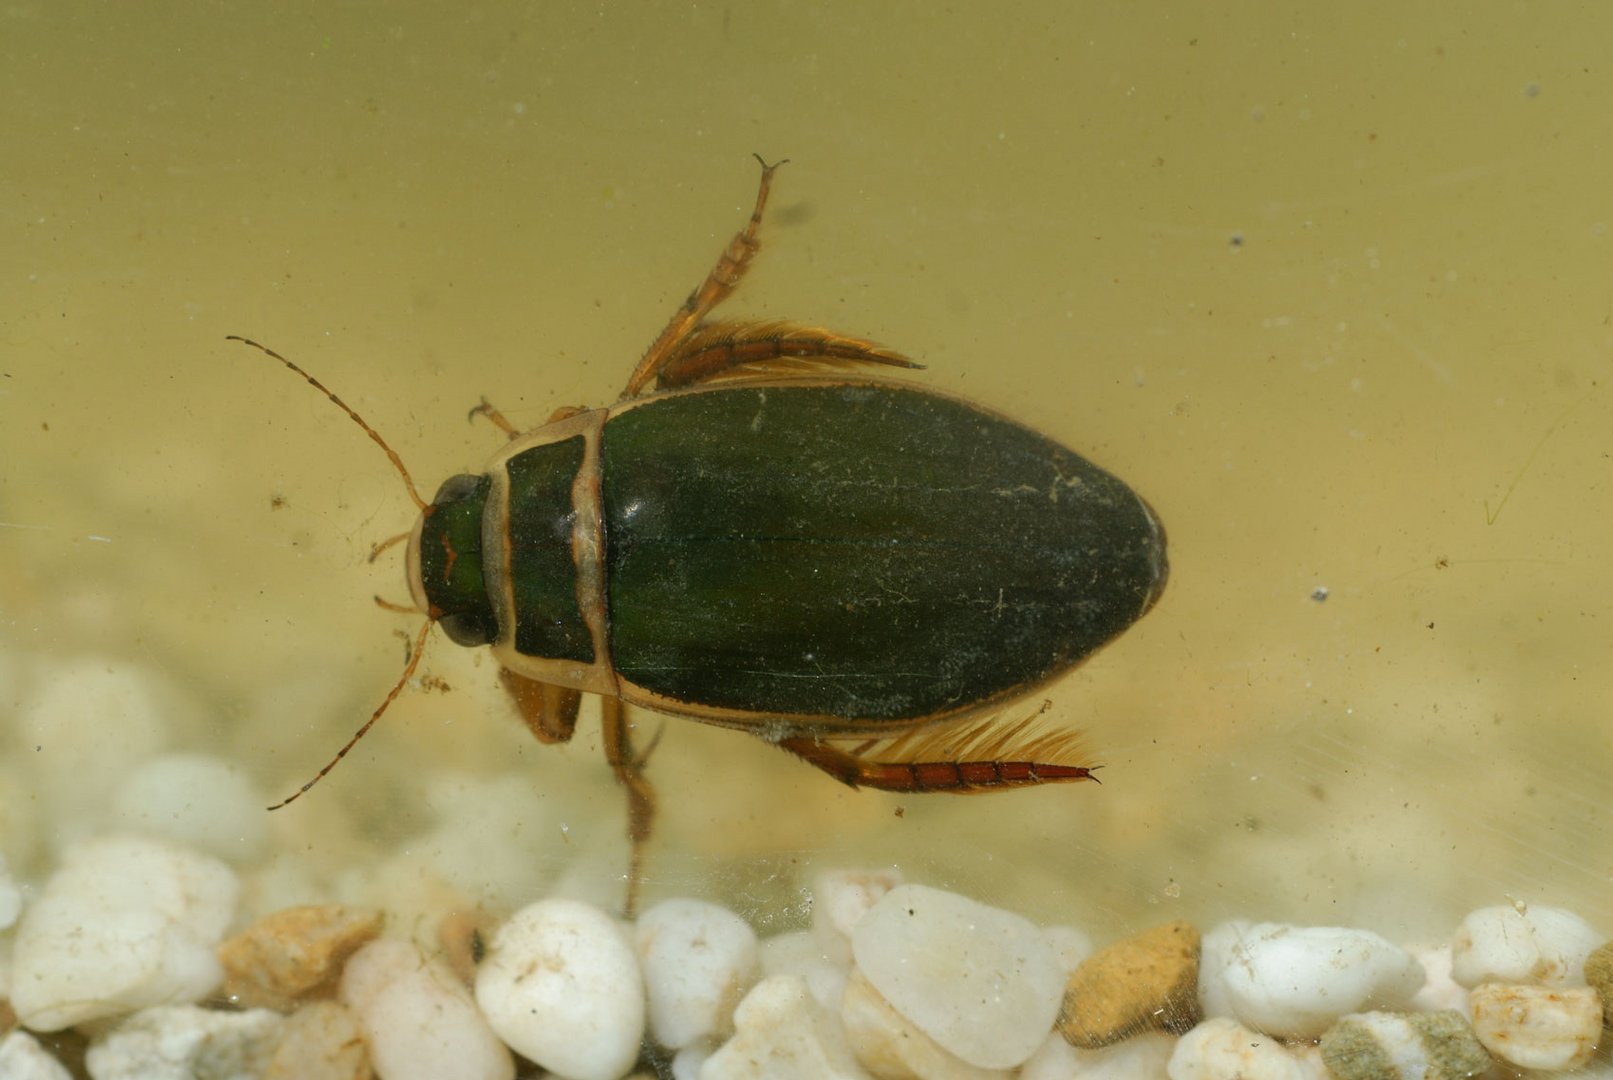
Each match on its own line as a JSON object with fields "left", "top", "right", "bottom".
{"left": 0, "top": 1030, "right": 72, "bottom": 1080}
{"left": 474, "top": 898, "right": 642, "bottom": 1080}
{"left": 1197, "top": 920, "right": 1252, "bottom": 1021}
{"left": 1405, "top": 945, "right": 1467, "bottom": 1012}
{"left": 1203, "top": 921, "right": 1424, "bottom": 1038}
{"left": 760, "top": 929, "right": 850, "bottom": 1012}
{"left": 12, "top": 658, "right": 188, "bottom": 845}
{"left": 636, "top": 897, "right": 758, "bottom": 1049}
{"left": 1468, "top": 982, "right": 1602, "bottom": 1071}
{"left": 840, "top": 966, "right": 1009, "bottom": 1078}
{"left": 1449, "top": 904, "right": 1601, "bottom": 987}
{"left": 1168, "top": 1017, "right": 1326, "bottom": 1080}
{"left": 1043, "top": 924, "right": 1096, "bottom": 975}
{"left": 701, "top": 974, "right": 870, "bottom": 1080}
{"left": 11, "top": 834, "right": 239, "bottom": 1030}
{"left": 418, "top": 772, "right": 557, "bottom": 908}
{"left": 84, "top": 1004, "right": 282, "bottom": 1080}
{"left": 1020, "top": 1030, "right": 1175, "bottom": 1079}
{"left": 341, "top": 938, "right": 512, "bottom": 1080}
{"left": 669, "top": 1043, "right": 709, "bottom": 1080}
{"left": 812, "top": 867, "right": 902, "bottom": 965}
{"left": 851, "top": 883, "right": 1064, "bottom": 1070}
{"left": 109, "top": 753, "right": 269, "bottom": 863}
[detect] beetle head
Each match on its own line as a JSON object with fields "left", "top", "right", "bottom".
{"left": 408, "top": 472, "right": 498, "bottom": 646}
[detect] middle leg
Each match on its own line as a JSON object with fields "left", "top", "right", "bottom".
{"left": 600, "top": 696, "right": 657, "bottom": 918}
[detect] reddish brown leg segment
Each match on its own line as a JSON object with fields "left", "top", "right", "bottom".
{"left": 621, "top": 156, "right": 786, "bottom": 398}
{"left": 498, "top": 669, "right": 581, "bottom": 745}
{"left": 469, "top": 401, "right": 588, "bottom": 441}
{"left": 600, "top": 696, "right": 656, "bottom": 918}
{"left": 467, "top": 397, "right": 521, "bottom": 440}
{"left": 776, "top": 736, "right": 1098, "bottom": 792}
{"left": 654, "top": 322, "right": 921, "bottom": 390}
{"left": 500, "top": 675, "right": 651, "bottom": 916}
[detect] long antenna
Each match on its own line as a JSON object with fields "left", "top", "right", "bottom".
{"left": 228, "top": 334, "right": 437, "bottom": 808}
{"left": 267, "top": 619, "right": 433, "bottom": 810}
{"left": 227, "top": 335, "right": 429, "bottom": 513}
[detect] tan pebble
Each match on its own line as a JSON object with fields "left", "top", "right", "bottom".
{"left": 1057, "top": 919, "right": 1201, "bottom": 1048}
{"left": 220, "top": 905, "right": 385, "bottom": 1011}
{"left": 265, "top": 1001, "right": 371, "bottom": 1080}
{"left": 1583, "top": 940, "right": 1613, "bottom": 1027}
{"left": 1469, "top": 982, "right": 1601, "bottom": 1071}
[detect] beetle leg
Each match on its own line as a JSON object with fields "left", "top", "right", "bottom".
{"left": 469, "top": 401, "right": 586, "bottom": 440}
{"left": 776, "top": 734, "right": 1099, "bottom": 793}
{"left": 497, "top": 669, "right": 581, "bottom": 744}
{"left": 499, "top": 673, "right": 650, "bottom": 914}
{"left": 621, "top": 155, "right": 787, "bottom": 399}
{"left": 367, "top": 531, "right": 411, "bottom": 564}
{"left": 630, "top": 719, "right": 667, "bottom": 769}
{"left": 467, "top": 397, "right": 521, "bottom": 440}
{"left": 600, "top": 696, "right": 656, "bottom": 918}
{"left": 651, "top": 319, "right": 922, "bottom": 390}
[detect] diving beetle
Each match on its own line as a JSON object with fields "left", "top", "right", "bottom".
{"left": 234, "top": 157, "right": 1168, "bottom": 915}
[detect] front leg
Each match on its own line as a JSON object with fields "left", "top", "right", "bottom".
{"left": 470, "top": 401, "right": 588, "bottom": 440}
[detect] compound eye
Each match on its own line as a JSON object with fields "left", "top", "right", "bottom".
{"left": 432, "top": 473, "right": 484, "bottom": 506}
{"left": 438, "top": 610, "right": 496, "bottom": 647}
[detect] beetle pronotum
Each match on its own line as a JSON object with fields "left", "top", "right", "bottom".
{"left": 235, "top": 157, "right": 1168, "bottom": 915}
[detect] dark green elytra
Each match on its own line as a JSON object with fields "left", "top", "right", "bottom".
{"left": 598, "top": 382, "right": 1165, "bottom": 720}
